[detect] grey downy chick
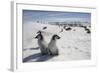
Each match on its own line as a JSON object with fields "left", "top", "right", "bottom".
{"left": 48, "top": 34, "right": 60, "bottom": 56}
{"left": 35, "top": 32, "right": 48, "bottom": 55}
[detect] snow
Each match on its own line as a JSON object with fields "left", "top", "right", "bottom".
{"left": 22, "top": 22, "right": 91, "bottom": 62}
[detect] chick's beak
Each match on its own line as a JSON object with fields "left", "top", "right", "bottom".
{"left": 35, "top": 36, "right": 37, "bottom": 39}
{"left": 59, "top": 37, "right": 60, "bottom": 39}
{"left": 58, "top": 36, "right": 60, "bottom": 39}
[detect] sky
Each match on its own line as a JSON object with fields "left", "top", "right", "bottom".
{"left": 23, "top": 10, "right": 91, "bottom": 24}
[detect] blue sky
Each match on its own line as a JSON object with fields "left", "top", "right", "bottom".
{"left": 23, "top": 10, "right": 91, "bottom": 23}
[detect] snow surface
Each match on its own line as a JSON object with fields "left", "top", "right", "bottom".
{"left": 22, "top": 22, "right": 91, "bottom": 62}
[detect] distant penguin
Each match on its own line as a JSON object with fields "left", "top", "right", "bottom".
{"left": 48, "top": 34, "right": 60, "bottom": 56}
{"left": 37, "top": 30, "right": 42, "bottom": 34}
{"left": 43, "top": 27, "right": 47, "bottom": 30}
{"left": 83, "top": 26, "right": 91, "bottom": 34}
{"left": 60, "top": 28, "right": 63, "bottom": 33}
{"left": 65, "top": 27, "right": 72, "bottom": 31}
{"left": 86, "top": 29, "right": 91, "bottom": 34}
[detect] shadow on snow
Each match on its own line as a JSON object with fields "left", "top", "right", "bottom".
{"left": 23, "top": 53, "right": 54, "bottom": 62}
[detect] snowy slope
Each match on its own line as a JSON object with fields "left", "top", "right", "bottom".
{"left": 22, "top": 22, "right": 91, "bottom": 62}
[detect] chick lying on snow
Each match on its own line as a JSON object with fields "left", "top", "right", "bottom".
{"left": 83, "top": 26, "right": 91, "bottom": 34}
{"left": 64, "top": 27, "right": 72, "bottom": 31}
